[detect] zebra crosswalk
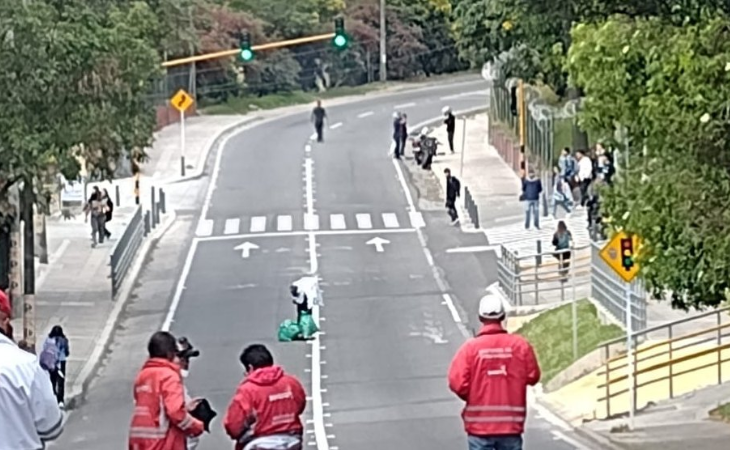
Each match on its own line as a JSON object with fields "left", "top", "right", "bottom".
{"left": 196, "top": 211, "right": 425, "bottom": 237}
{"left": 483, "top": 209, "right": 590, "bottom": 256}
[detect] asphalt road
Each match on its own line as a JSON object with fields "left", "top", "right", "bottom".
{"left": 51, "top": 78, "right": 599, "bottom": 450}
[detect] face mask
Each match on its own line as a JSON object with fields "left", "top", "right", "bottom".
{"left": 181, "top": 369, "right": 189, "bottom": 378}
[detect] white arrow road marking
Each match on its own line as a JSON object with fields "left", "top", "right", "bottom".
{"left": 365, "top": 237, "right": 390, "bottom": 252}
{"left": 234, "top": 241, "right": 259, "bottom": 258}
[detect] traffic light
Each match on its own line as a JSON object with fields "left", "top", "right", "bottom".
{"left": 333, "top": 17, "right": 348, "bottom": 49}
{"left": 240, "top": 31, "right": 254, "bottom": 62}
{"left": 620, "top": 237, "right": 634, "bottom": 271}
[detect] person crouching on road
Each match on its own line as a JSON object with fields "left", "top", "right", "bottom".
{"left": 448, "top": 294, "right": 541, "bottom": 450}
{"left": 129, "top": 331, "right": 204, "bottom": 450}
{"left": 224, "top": 344, "right": 306, "bottom": 450}
{"left": 290, "top": 283, "right": 311, "bottom": 324}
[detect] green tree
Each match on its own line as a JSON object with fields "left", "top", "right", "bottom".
{"left": 567, "top": 15, "right": 730, "bottom": 310}
{"left": 0, "top": 0, "right": 161, "bottom": 198}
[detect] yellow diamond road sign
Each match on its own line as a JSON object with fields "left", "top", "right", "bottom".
{"left": 599, "top": 231, "right": 641, "bottom": 283}
{"left": 171, "top": 89, "right": 194, "bottom": 113}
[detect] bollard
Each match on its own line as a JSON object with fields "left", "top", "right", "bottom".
{"left": 115, "top": 185, "right": 121, "bottom": 207}
{"left": 144, "top": 210, "right": 151, "bottom": 235}
{"left": 159, "top": 189, "right": 166, "bottom": 214}
{"left": 473, "top": 206, "right": 480, "bottom": 229}
{"left": 536, "top": 240, "right": 542, "bottom": 266}
{"left": 150, "top": 186, "right": 157, "bottom": 227}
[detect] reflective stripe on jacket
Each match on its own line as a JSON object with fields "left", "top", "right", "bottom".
{"left": 129, "top": 358, "right": 204, "bottom": 450}
{"left": 448, "top": 323, "right": 541, "bottom": 436}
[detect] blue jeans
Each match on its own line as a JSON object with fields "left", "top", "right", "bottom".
{"left": 468, "top": 435, "right": 523, "bottom": 450}
{"left": 524, "top": 200, "right": 539, "bottom": 229}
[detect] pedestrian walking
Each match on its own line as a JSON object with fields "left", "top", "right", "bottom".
{"left": 0, "top": 289, "right": 66, "bottom": 449}
{"left": 311, "top": 100, "right": 327, "bottom": 143}
{"left": 224, "top": 344, "right": 306, "bottom": 450}
{"left": 445, "top": 168, "right": 461, "bottom": 225}
{"left": 102, "top": 188, "right": 114, "bottom": 239}
{"left": 129, "top": 331, "right": 205, "bottom": 450}
{"left": 558, "top": 147, "right": 577, "bottom": 183}
{"left": 575, "top": 150, "right": 593, "bottom": 207}
{"left": 392, "top": 111, "right": 404, "bottom": 159}
{"left": 551, "top": 166, "right": 573, "bottom": 218}
{"left": 552, "top": 220, "right": 573, "bottom": 280}
{"left": 46, "top": 325, "right": 70, "bottom": 408}
{"left": 443, "top": 106, "right": 456, "bottom": 153}
{"left": 84, "top": 188, "right": 108, "bottom": 247}
{"left": 448, "top": 294, "right": 541, "bottom": 450}
{"left": 521, "top": 171, "right": 542, "bottom": 230}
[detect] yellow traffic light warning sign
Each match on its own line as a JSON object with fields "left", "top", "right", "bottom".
{"left": 171, "top": 89, "right": 194, "bottom": 113}
{"left": 600, "top": 231, "right": 641, "bottom": 283}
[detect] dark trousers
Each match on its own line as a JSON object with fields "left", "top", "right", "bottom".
{"left": 467, "top": 435, "right": 522, "bottom": 450}
{"left": 446, "top": 199, "right": 458, "bottom": 221}
{"left": 296, "top": 302, "right": 312, "bottom": 324}
{"left": 447, "top": 131, "right": 455, "bottom": 152}
{"left": 315, "top": 122, "right": 324, "bottom": 142}
{"left": 393, "top": 136, "right": 402, "bottom": 158}
{"left": 49, "top": 362, "right": 66, "bottom": 403}
{"left": 579, "top": 178, "right": 591, "bottom": 206}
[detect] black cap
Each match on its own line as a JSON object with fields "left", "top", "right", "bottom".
{"left": 177, "top": 337, "right": 200, "bottom": 359}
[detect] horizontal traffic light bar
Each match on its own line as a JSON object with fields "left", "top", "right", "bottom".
{"left": 162, "top": 32, "right": 336, "bottom": 68}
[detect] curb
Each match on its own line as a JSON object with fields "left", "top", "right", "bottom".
{"left": 65, "top": 209, "right": 178, "bottom": 411}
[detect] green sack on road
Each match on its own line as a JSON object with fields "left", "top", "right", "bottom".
{"left": 278, "top": 320, "right": 303, "bottom": 342}
{"left": 299, "top": 313, "right": 319, "bottom": 338}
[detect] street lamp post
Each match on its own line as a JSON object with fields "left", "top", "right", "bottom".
{"left": 379, "top": 0, "right": 387, "bottom": 82}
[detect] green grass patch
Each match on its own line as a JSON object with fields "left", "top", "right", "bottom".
{"left": 516, "top": 300, "right": 624, "bottom": 384}
{"left": 201, "top": 84, "right": 389, "bottom": 115}
{"left": 710, "top": 403, "right": 730, "bottom": 422}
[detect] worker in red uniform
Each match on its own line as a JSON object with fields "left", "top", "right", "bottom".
{"left": 448, "top": 294, "right": 541, "bottom": 450}
{"left": 129, "top": 331, "right": 205, "bottom": 450}
{"left": 224, "top": 344, "right": 306, "bottom": 450}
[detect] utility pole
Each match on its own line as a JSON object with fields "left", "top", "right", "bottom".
{"left": 379, "top": 0, "right": 387, "bottom": 82}
{"left": 21, "top": 179, "right": 36, "bottom": 349}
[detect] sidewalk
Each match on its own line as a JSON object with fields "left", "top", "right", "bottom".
{"left": 11, "top": 114, "right": 255, "bottom": 409}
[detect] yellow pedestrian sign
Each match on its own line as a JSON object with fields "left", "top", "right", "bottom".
{"left": 599, "top": 231, "right": 641, "bottom": 283}
{"left": 171, "top": 89, "right": 194, "bottom": 113}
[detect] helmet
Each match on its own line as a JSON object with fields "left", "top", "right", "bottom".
{"left": 442, "top": 106, "right": 451, "bottom": 114}
{"left": 478, "top": 294, "right": 505, "bottom": 320}
{"left": 393, "top": 111, "right": 400, "bottom": 119}
{"left": 420, "top": 127, "right": 429, "bottom": 135}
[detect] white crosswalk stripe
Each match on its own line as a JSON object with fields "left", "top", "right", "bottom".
{"left": 250, "top": 216, "right": 266, "bottom": 232}
{"left": 330, "top": 214, "right": 346, "bottom": 230}
{"left": 224, "top": 218, "right": 240, "bottom": 235}
{"left": 382, "top": 213, "right": 399, "bottom": 228}
{"left": 277, "top": 215, "right": 292, "bottom": 231}
{"left": 203, "top": 211, "right": 428, "bottom": 236}
{"left": 355, "top": 213, "right": 372, "bottom": 229}
{"left": 483, "top": 209, "right": 590, "bottom": 255}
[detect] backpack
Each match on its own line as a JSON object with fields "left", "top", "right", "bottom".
{"left": 39, "top": 338, "right": 58, "bottom": 371}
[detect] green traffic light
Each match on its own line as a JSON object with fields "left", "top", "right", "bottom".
{"left": 333, "top": 34, "right": 348, "bottom": 48}
{"left": 241, "top": 49, "right": 254, "bottom": 61}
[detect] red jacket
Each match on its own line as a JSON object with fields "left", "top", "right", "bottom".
{"left": 224, "top": 365, "right": 306, "bottom": 450}
{"left": 448, "top": 323, "right": 541, "bottom": 436}
{"left": 129, "top": 358, "right": 204, "bottom": 450}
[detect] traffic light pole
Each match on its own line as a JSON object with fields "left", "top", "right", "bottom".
{"left": 379, "top": 0, "right": 387, "bottom": 82}
{"left": 625, "top": 282, "right": 636, "bottom": 430}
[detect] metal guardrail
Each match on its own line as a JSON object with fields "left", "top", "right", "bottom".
{"left": 497, "top": 243, "right": 591, "bottom": 306}
{"left": 590, "top": 241, "right": 647, "bottom": 332}
{"left": 109, "top": 187, "right": 167, "bottom": 299}
{"left": 597, "top": 306, "right": 730, "bottom": 418}
{"left": 463, "top": 186, "right": 480, "bottom": 228}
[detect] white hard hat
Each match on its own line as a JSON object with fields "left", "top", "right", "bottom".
{"left": 442, "top": 106, "right": 451, "bottom": 114}
{"left": 393, "top": 111, "right": 400, "bottom": 118}
{"left": 420, "top": 127, "right": 429, "bottom": 135}
{"left": 478, "top": 294, "right": 505, "bottom": 320}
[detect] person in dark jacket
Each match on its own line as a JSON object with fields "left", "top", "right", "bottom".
{"left": 399, "top": 113, "right": 408, "bottom": 157}
{"left": 392, "top": 111, "right": 403, "bottom": 159}
{"left": 48, "top": 325, "right": 69, "bottom": 407}
{"left": 521, "top": 171, "right": 543, "bottom": 230}
{"left": 311, "top": 100, "right": 327, "bottom": 142}
{"left": 443, "top": 106, "right": 456, "bottom": 153}
{"left": 444, "top": 168, "right": 461, "bottom": 225}
{"left": 101, "top": 188, "right": 113, "bottom": 239}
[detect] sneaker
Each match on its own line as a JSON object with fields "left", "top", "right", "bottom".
{"left": 58, "top": 402, "right": 64, "bottom": 409}
{"left": 451, "top": 218, "right": 460, "bottom": 226}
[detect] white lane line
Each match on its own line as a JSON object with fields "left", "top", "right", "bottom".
{"left": 445, "top": 245, "right": 499, "bottom": 254}
{"left": 310, "top": 132, "right": 317, "bottom": 141}
{"left": 194, "top": 228, "right": 417, "bottom": 243}
{"left": 305, "top": 144, "right": 312, "bottom": 153}
{"left": 329, "top": 122, "right": 343, "bottom": 129}
{"left": 382, "top": 213, "right": 399, "bottom": 228}
{"left": 355, "top": 213, "right": 372, "bottom": 229}
{"left": 198, "top": 120, "right": 236, "bottom": 227}
{"left": 305, "top": 158, "right": 314, "bottom": 213}
{"left": 304, "top": 213, "right": 320, "bottom": 230}
{"left": 441, "top": 294, "right": 462, "bottom": 323}
{"left": 551, "top": 431, "right": 592, "bottom": 450}
{"left": 195, "top": 219, "right": 214, "bottom": 237}
{"left": 162, "top": 240, "right": 199, "bottom": 331}
{"left": 440, "top": 90, "right": 489, "bottom": 101}
{"left": 357, "top": 111, "right": 374, "bottom": 118}
{"left": 409, "top": 211, "right": 425, "bottom": 228}
{"left": 394, "top": 102, "right": 416, "bottom": 109}
{"left": 250, "top": 216, "right": 266, "bottom": 232}
{"left": 224, "top": 218, "right": 240, "bottom": 235}
{"left": 277, "top": 215, "right": 293, "bottom": 231}
{"left": 330, "top": 214, "right": 346, "bottom": 230}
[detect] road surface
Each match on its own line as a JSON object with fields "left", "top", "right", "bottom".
{"left": 51, "top": 79, "right": 597, "bottom": 450}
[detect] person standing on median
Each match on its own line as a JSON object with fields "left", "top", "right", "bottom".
{"left": 392, "top": 111, "right": 404, "bottom": 159}
{"left": 311, "top": 100, "right": 327, "bottom": 143}
{"left": 0, "top": 289, "right": 66, "bottom": 450}
{"left": 443, "top": 106, "right": 456, "bottom": 153}
{"left": 448, "top": 294, "right": 541, "bottom": 450}
{"left": 445, "top": 168, "right": 461, "bottom": 225}
{"left": 521, "top": 170, "right": 543, "bottom": 230}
